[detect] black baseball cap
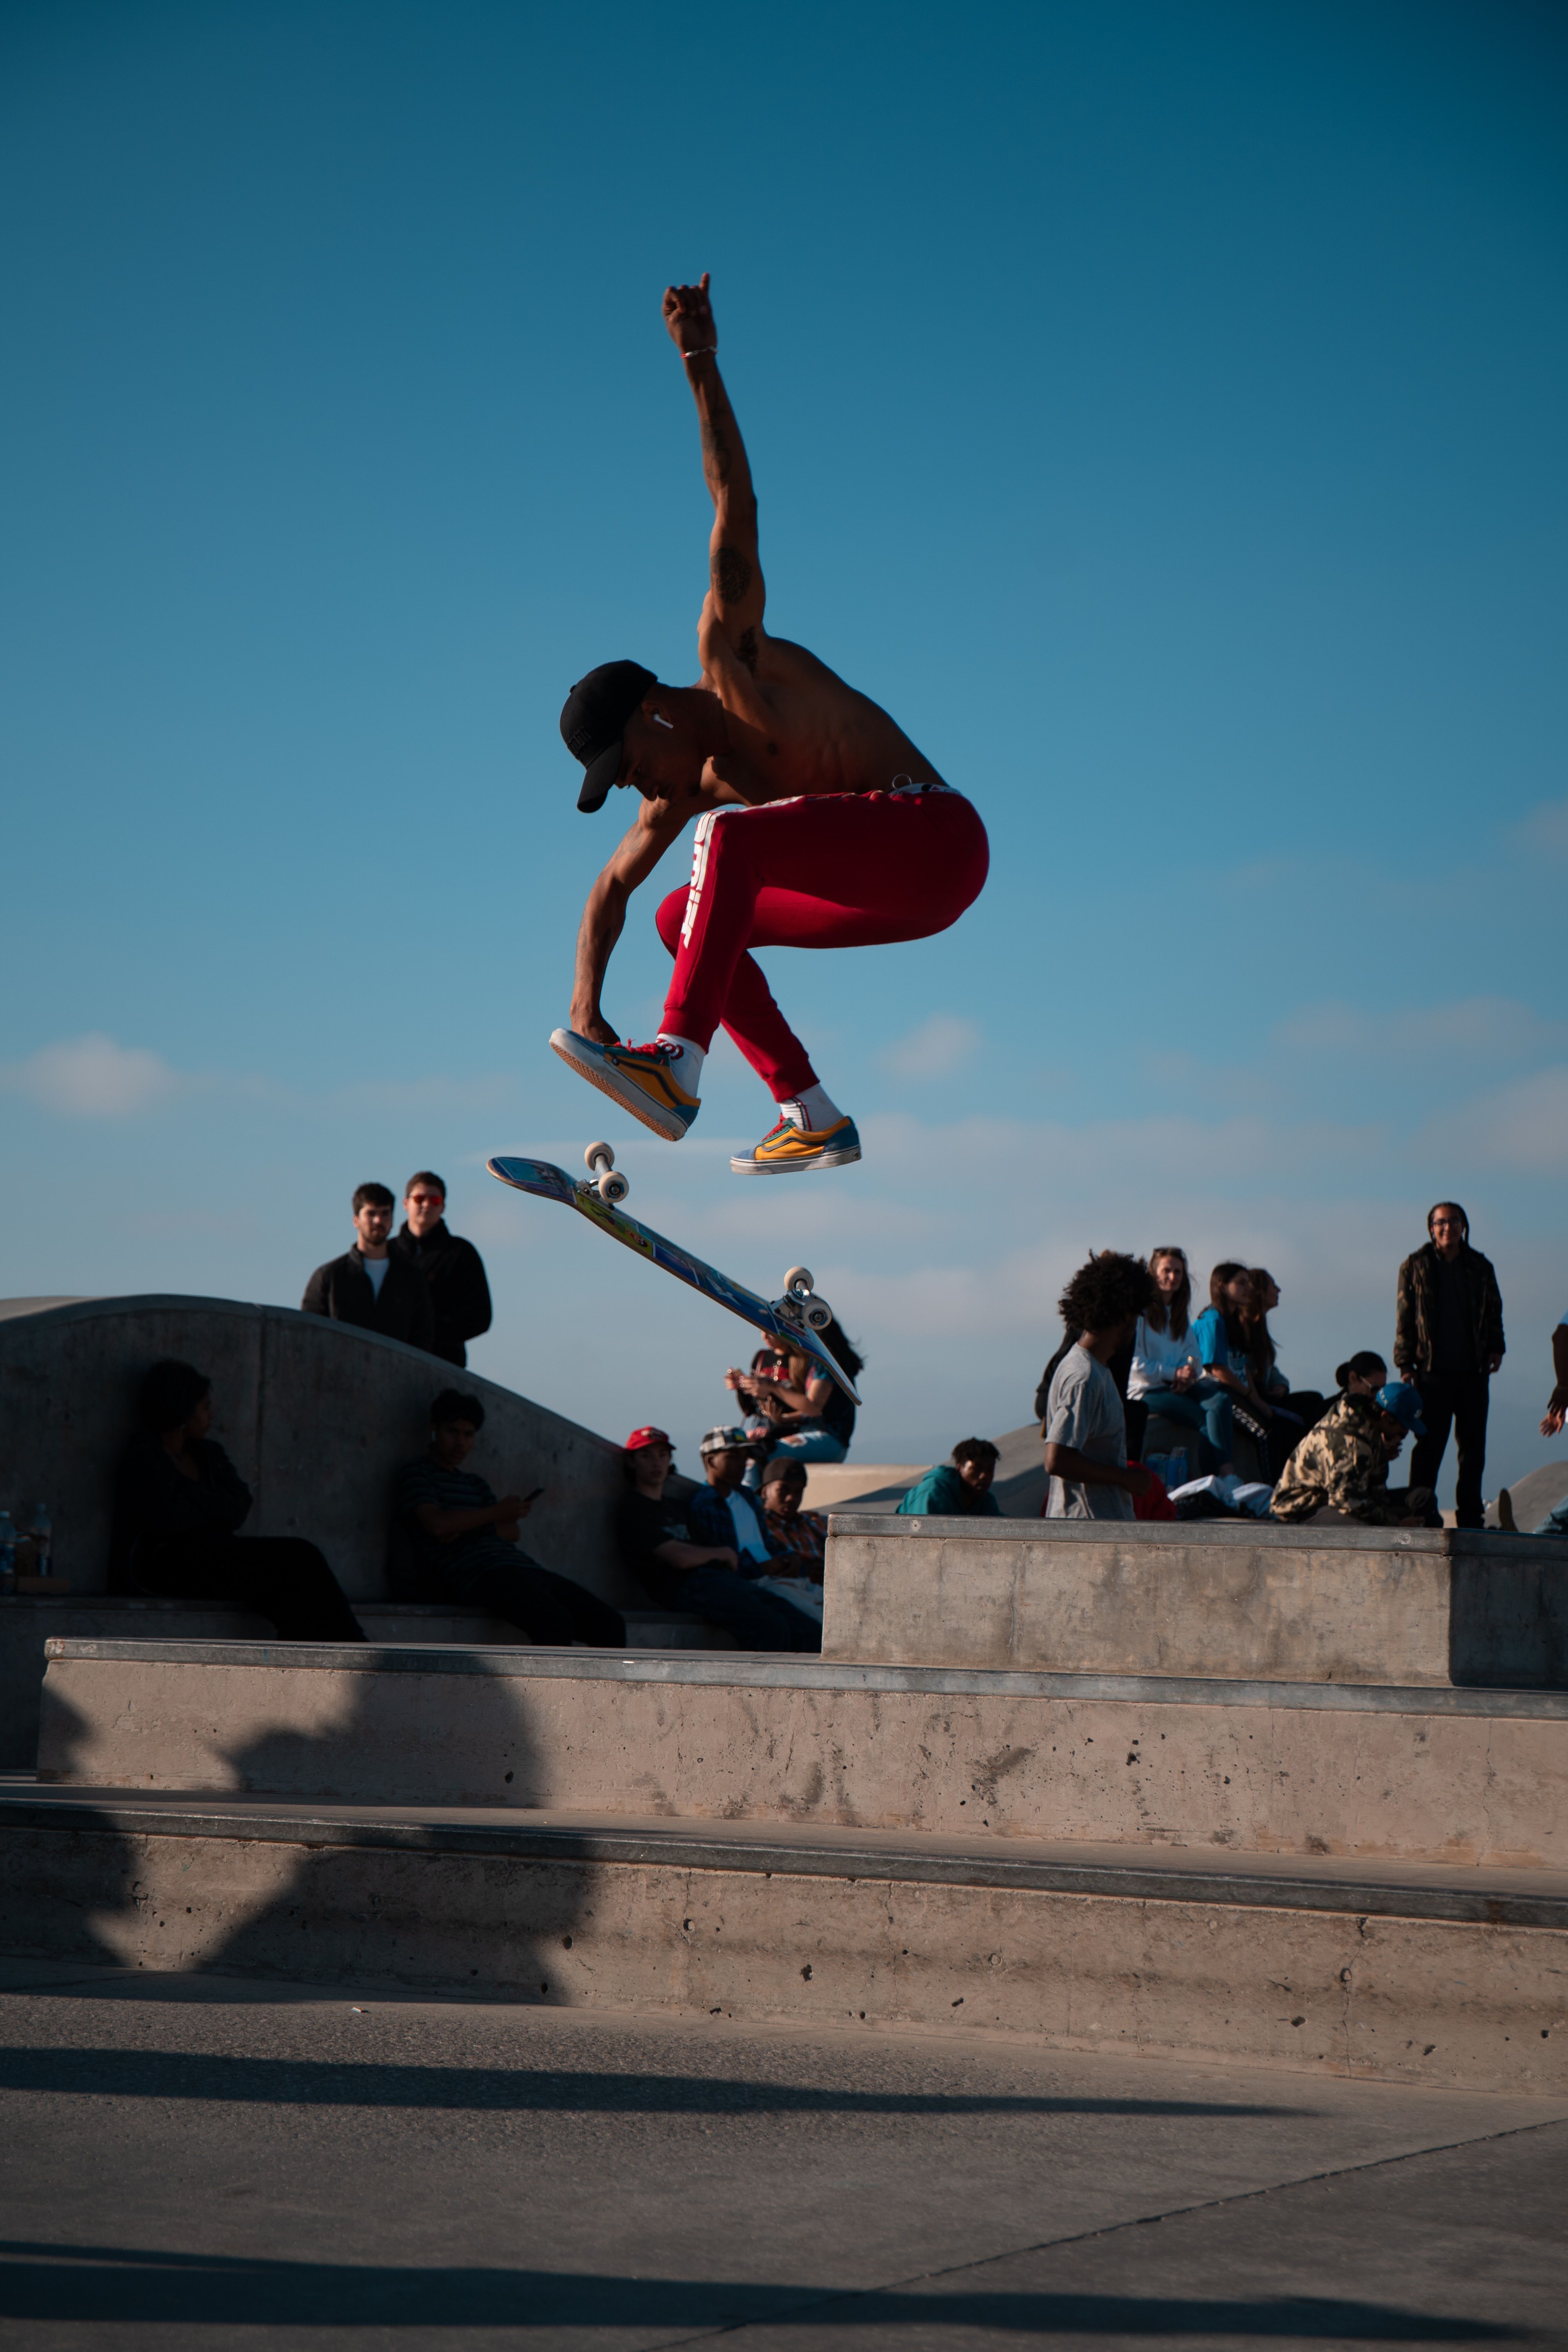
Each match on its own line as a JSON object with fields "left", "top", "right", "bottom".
{"left": 560, "top": 661, "right": 658, "bottom": 813}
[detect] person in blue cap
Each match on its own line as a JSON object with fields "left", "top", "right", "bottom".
{"left": 1269, "top": 1381, "right": 1439, "bottom": 1527}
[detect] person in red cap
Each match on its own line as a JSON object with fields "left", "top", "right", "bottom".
{"left": 615, "top": 1424, "right": 818, "bottom": 1650}
{"left": 552, "top": 273, "right": 989, "bottom": 1177}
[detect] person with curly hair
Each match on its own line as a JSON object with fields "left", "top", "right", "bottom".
{"left": 1042, "top": 1253, "right": 1158, "bottom": 1520}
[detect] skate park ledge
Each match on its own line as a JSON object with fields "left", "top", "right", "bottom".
{"left": 820, "top": 1513, "right": 1568, "bottom": 1686}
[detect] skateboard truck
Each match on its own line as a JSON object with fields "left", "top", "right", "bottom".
{"left": 583, "top": 1140, "right": 630, "bottom": 1206}
{"left": 776, "top": 1262, "right": 834, "bottom": 1334}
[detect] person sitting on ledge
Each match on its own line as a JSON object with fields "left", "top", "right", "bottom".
{"left": 1269, "top": 1383, "right": 1440, "bottom": 1528}
{"left": 110, "top": 1359, "right": 365, "bottom": 1640}
{"left": 1042, "top": 1255, "right": 1157, "bottom": 1521}
{"left": 897, "top": 1439, "right": 1002, "bottom": 1519}
{"left": 396, "top": 1389, "right": 626, "bottom": 1646}
{"left": 744, "top": 1325, "right": 863, "bottom": 1469}
{"left": 615, "top": 1425, "right": 821, "bottom": 1651}
{"left": 1127, "top": 1245, "right": 1234, "bottom": 1476}
{"left": 758, "top": 1455, "right": 828, "bottom": 1573}
{"left": 1327, "top": 1350, "right": 1388, "bottom": 1408}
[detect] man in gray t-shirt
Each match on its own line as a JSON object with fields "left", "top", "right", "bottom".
{"left": 1041, "top": 1253, "right": 1159, "bottom": 1521}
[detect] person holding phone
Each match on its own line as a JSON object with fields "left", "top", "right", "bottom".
{"left": 395, "top": 1388, "right": 625, "bottom": 1645}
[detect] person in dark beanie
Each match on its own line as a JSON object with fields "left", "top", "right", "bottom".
{"left": 394, "top": 1171, "right": 493, "bottom": 1368}
{"left": 302, "top": 1182, "right": 435, "bottom": 1353}
{"left": 109, "top": 1360, "right": 365, "bottom": 1639}
{"left": 1394, "top": 1201, "right": 1504, "bottom": 1530}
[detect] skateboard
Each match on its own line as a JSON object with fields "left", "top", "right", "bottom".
{"left": 487, "top": 1142, "right": 860, "bottom": 1404}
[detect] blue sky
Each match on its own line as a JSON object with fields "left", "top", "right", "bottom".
{"left": 2, "top": 0, "right": 1565, "bottom": 1497}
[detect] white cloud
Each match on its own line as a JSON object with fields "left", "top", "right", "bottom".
{"left": 1, "top": 1033, "right": 181, "bottom": 1118}
{"left": 1511, "top": 798, "right": 1568, "bottom": 858}
{"left": 1423, "top": 1065, "right": 1568, "bottom": 1174}
{"left": 1275, "top": 996, "right": 1565, "bottom": 1062}
{"left": 879, "top": 1013, "right": 982, "bottom": 1077}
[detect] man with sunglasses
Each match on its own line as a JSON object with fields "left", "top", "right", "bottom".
{"left": 395, "top": 1170, "right": 493, "bottom": 1369}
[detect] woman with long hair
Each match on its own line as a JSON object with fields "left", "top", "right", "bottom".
{"left": 1243, "top": 1268, "right": 1327, "bottom": 1467}
{"left": 751, "top": 1320, "right": 863, "bottom": 1467}
{"left": 1126, "top": 1247, "right": 1234, "bottom": 1475}
{"left": 1190, "top": 1263, "right": 1279, "bottom": 1465}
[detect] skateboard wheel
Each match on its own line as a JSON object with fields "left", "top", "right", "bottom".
{"left": 782, "top": 1265, "right": 814, "bottom": 1299}
{"left": 804, "top": 1297, "right": 833, "bottom": 1330}
{"left": 584, "top": 1140, "right": 615, "bottom": 1174}
{"left": 597, "top": 1169, "right": 629, "bottom": 1205}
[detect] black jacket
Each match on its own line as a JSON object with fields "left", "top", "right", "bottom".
{"left": 1394, "top": 1241, "right": 1505, "bottom": 1379}
{"left": 394, "top": 1220, "right": 492, "bottom": 1368}
{"left": 109, "top": 1432, "right": 252, "bottom": 1587}
{"left": 301, "top": 1245, "right": 436, "bottom": 1352}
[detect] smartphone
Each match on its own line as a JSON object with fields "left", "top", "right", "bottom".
{"left": 522, "top": 1486, "right": 544, "bottom": 1505}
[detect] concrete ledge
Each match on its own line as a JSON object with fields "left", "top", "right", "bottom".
{"left": 0, "top": 1599, "right": 728, "bottom": 1770}
{"left": 35, "top": 1641, "right": 1568, "bottom": 1866}
{"left": 4, "top": 1792, "right": 1564, "bottom": 2092}
{"left": 822, "top": 1516, "right": 1568, "bottom": 1686}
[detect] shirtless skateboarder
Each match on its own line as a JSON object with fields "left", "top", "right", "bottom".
{"left": 553, "top": 274, "right": 989, "bottom": 1175}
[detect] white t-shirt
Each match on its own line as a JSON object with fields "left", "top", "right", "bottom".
{"left": 1045, "top": 1343, "right": 1134, "bottom": 1521}
{"left": 363, "top": 1255, "right": 390, "bottom": 1299}
{"left": 727, "top": 1491, "right": 768, "bottom": 1562}
{"left": 1127, "top": 1315, "right": 1202, "bottom": 1399}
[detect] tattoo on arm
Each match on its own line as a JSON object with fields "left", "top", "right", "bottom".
{"left": 712, "top": 546, "right": 752, "bottom": 606}
{"left": 701, "top": 415, "right": 732, "bottom": 483}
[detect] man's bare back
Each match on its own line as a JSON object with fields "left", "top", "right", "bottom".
{"left": 550, "top": 274, "right": 986, "bottom": 1170}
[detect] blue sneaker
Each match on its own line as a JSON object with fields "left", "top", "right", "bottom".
{"left": 731, "top": 1112, "right": 862, "bottom": 1174}
{"left": 549, "top": 1030, "right": 700, "bottom": 1142}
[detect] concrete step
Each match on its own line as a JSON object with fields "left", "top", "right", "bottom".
{"left": 825, "top": 1514, "right": 1568, "bottom": 1686}
{"left": 35, "top": 1638, "right": 1568, "bottom": 1869}
{"left": 3, "top": 1780, "right": 1564, "bottom": 2096}
{"left": 0, "top": 1597, "right": 729, "bottom": 1773}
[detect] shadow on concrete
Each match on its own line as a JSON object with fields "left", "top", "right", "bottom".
{"left": 0, "top": 2242, "right": 1520, "bottom": 2334}
{"left": 12, "top": 1669, "right": 577, "bottom": 2004}
{"left": 0, "top": 2046, "right": 1298, "bottom": 2116}
{"left": 1448, "top": 1548, "right": 1568, "bottom": 1688}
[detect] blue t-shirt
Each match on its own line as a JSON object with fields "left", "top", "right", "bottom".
{"left": 1191, "top": 1306, "right": 1249, "bottom": 1381}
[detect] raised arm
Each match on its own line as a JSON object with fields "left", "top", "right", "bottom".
{"left": 662, "top": 274, "right": 766, "bottom": 667}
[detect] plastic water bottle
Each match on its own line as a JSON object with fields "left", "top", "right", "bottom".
{"left": 28, "top": 1504, "right": 51, "bottom": 1579}
{"left": 0, "top": 1514, "right": 15, "bottom": 1598}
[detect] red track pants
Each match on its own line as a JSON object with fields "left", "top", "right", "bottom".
{"left": 654, "top": 788, "right": 989, "bottom": 1101}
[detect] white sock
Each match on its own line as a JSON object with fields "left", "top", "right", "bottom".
{"left": 655, "top": 1033, "right": 705, "bottom": 1093}
{"left": 782, "top": 1083, "right": 841, "bottom": 1131}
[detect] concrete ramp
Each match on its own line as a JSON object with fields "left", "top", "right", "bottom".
{"left": 0, "top": 1292, "right": 635, "bottom": 1605}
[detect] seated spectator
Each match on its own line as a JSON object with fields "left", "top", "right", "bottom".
{"left": 1243, "top": 1268, "right": 1327, "bottom": 1452}
{"left": 110, "top": 1359, "right": 365, "bottom": 1640}
{"left": 395, "top": 1172, "right": 493, "bottom": 1368}
{"left": 1329, "top": 1350, "right": 1388, "bottom": 1408}
{"left": 748, "top": 1323, "right": 863, "bottom": 1466}
{"left": 303, "top": 1183, "right": 435, "bottom": 1353}
{"left": 615, "top": 1426, "right": 821, "bottom": 1653}
{"left": 1126, "top": 1246, "right": 1234, "bottom": 1476}
{"left": 1190, "top": 1263, "right": 1281, "bottom": 1463}
{"left": 723, "top": 1345, "right": 789, "bottom": 1480}
{"left": 396, "top": 1389, "right": 625, "bottom": 1645}
{"left": 1042, "top": 1254, "right": 1158, "bottom": 1520}
{"left": 897, "top": 1439, "right": 1002, "bottom": 1518}
{"left": 1269, "top": 1383, "right": 1439, "bottom": 1527}
{"left": 758, "top": 1457, "right": 828, "bottom": 1575}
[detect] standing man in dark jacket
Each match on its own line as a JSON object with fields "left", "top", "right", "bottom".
{"left": 394, "top": 1171, "right": 493, "bottom": 1368}
{"left": 302, "top": 1182, "right": 436, "bottom": 1352}
{"left": 1394, "top": 1200, "right": 1504, "bottom": 1529}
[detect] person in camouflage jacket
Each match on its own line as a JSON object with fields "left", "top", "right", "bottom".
{"left": 1270, "top": 1389, "right": 1437, "bottom": 1527}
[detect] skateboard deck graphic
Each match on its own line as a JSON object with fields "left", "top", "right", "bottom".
{"left": 486, "top": 1154, "right": 860, "bottom": 1404}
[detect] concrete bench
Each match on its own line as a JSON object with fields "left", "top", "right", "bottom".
{"left": 822, "top": 1514, "right": 1568, "bottom": 1686}
{"left": 33, "top": 1637, "right": 1568, "bottom": 1870}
